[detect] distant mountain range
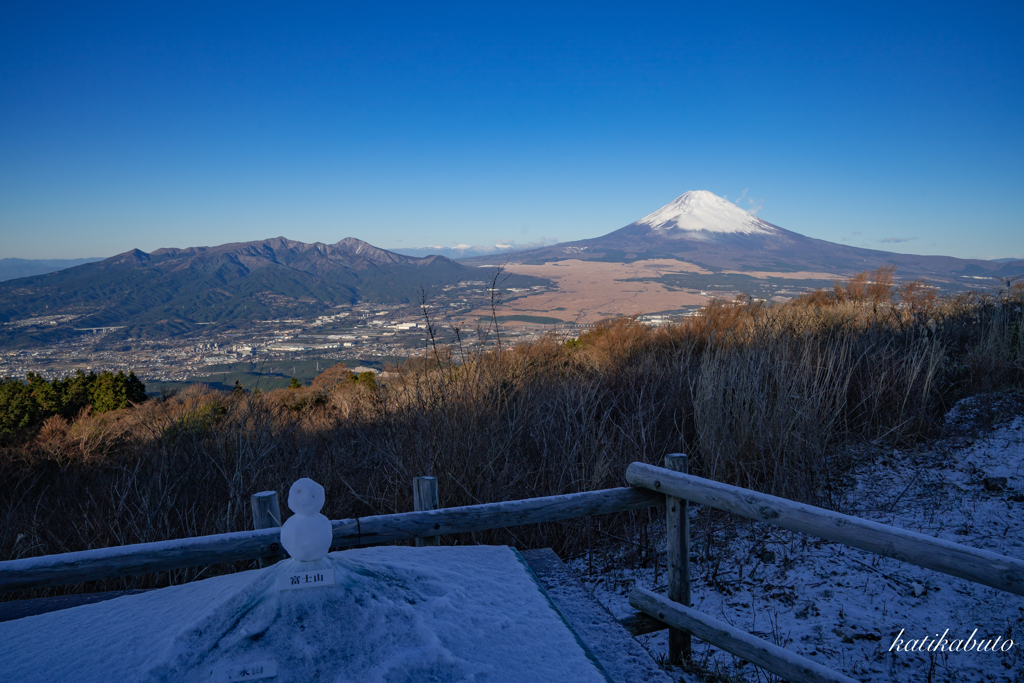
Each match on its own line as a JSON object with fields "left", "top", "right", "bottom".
{"left": 0, "top": 257, "right": 105, "bottom": 282}
{"left": 0, "top": 237, "right": 543, "bottom": 347}
{"left": 393, "top": 240, "right": 557, "bottom": 260}
{"left": 462, "top": 191, "right": 1024, "bottom": 281}
{"left": 4, "top": 192, "right": 1022, "bottom": 349}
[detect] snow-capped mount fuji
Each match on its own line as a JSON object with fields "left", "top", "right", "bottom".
{"left": 635, "top": 190, "right": 778, "bottom": 238}
{"left": 467, "top": 190, "right": 1024, "bottom": 281}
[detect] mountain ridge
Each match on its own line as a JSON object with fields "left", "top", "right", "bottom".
{"left": 0, "top": 237, "right": 544, "bottom": 347}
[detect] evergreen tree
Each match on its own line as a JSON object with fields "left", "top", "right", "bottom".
{"left": 0, "top": 378, "right": 39, "bottom": 435}
{"left": 27, "top": 372, "right": 60, "bottom": 413}
{"left": 0, "top": 370, "right": 148, "bottom": 437}
{"left": 91, "top": 372, "right": 122, "bottom": 413}
{"left": 61, "top": 370, "right": 95, "bottom": 418}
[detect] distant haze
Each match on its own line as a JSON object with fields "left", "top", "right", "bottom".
{"left": 393, "top": 240, "right": 558, "bottom": 260}
{"left": 0, "top": 257, "right": 105, "bottom": 282}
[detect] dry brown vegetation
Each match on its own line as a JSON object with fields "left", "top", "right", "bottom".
{"left": 1, "top": 267, "right": 1022, "bottom": 597}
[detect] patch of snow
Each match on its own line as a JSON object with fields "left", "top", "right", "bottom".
{"left": 0, "top": 546, "right": 611, "bottom": 683}
{"left": 635, "top": 191, "right": 780, "bottom": 237}
{"left": 573, "top": 408, "right": 1024, "bottom": 682}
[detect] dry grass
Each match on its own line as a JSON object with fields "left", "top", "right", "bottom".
{"left": 1, "top": 269, "right": 1022, "bottom": 597}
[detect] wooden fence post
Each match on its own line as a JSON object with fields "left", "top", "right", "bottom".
{"left": 414, "top": 476, "right": 440, "bottom": 547}
{"left": 250, "top": 491, "right": 284, "bottom": 567}
{"left": 665, "top": 453, "right": 691, "bottom": 663}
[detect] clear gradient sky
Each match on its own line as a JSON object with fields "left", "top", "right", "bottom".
{"left": 1, "top": 2, "right": 1022, "bottom": 260}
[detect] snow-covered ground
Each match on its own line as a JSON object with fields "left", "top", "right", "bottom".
{"left": 0, "top": 546, "right": 612, "bottom": 683}
{"left": 573, "top": 395, "right": 1024, "bottom": 682}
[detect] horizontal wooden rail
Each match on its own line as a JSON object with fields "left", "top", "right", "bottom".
{"left": 0, "top": 486, "right": 661, "bottom": 592}
{"left": 630, "top": 588, "right": 857, "bottom": 683}
{"left": 626, "top": 462, "right": 1024, "bottom": 596}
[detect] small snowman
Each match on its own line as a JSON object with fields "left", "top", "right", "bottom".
{"left": 280, "top": 477, "right": 334, "bottom": 562}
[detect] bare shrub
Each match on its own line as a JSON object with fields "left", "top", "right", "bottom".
{"left": 32, "top": 415, "right": 71, "bottom": 462}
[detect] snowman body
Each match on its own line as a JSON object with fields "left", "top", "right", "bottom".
{"left": 280, "top": 478, "right": 334, "bottom": 562}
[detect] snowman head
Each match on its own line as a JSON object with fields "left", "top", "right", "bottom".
{"left": 288, "top": 477, "right": 325, "bottom": 516}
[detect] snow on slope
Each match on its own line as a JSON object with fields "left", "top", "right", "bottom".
{"left": 0, "top": 546, "right": 611, "bottom": 683}
{"left": 575, "top": 396, "right": 1024, "bottom": 682}
{"left": 635, "top": 190, "right": 779, "bottom": 237}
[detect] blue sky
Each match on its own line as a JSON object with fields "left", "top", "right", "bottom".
{"left": 1, "top": 2, "right": 1022, "bottom": 260}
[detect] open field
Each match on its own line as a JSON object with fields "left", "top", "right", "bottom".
{"left": 470, "top": 259, "right": 845, "bottom": 323}
{"left": 471, "top": 259, "right": 712, "bottom": 323}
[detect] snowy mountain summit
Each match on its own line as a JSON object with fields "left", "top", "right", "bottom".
{"left": 635, "top": 190, "right": 778, "bottom": 237}
{"left": 462, "top": 188, "right": 1024, "bottom": 280}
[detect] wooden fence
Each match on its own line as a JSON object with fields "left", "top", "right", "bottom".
{"left": 0, "top": 486, "right": 660, "bottom": 592}
{"left": 2, "top": 456, "right": 1022, "bottom": 683}
{"left": 624, "top": 460, "right": 1024, "bottom": 683}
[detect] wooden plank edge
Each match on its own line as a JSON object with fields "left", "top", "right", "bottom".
{"left": 520, "top": 549, "right": 674, "bottom": 683}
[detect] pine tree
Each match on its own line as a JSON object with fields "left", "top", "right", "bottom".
{"left": 0, "top": 378, "right": 40, "bottom": 435}
{"left": 0, "top": 369, "right": 147, "bottom": 437}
